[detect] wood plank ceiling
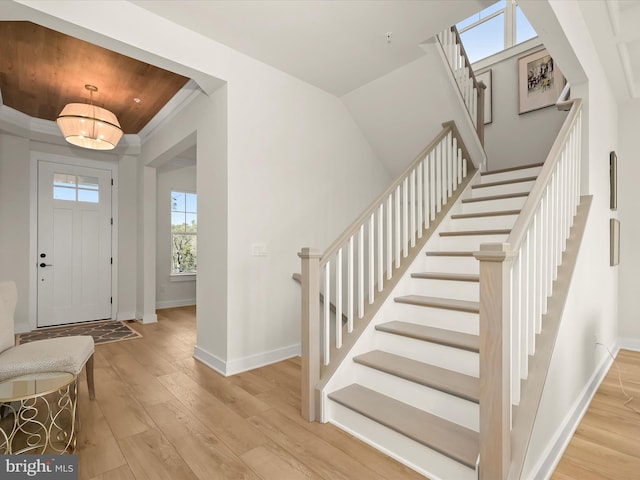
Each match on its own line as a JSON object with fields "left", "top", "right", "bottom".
{"left": 0, "top": 21, "right": 189, "bottom": 134}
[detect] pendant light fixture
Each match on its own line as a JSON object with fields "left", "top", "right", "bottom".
{"left": 57, "top": 84, "right": 123, "bottom": 150}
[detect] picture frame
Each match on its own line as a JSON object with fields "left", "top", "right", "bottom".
{"left": 610, "top": 218, "right": 620, "bottom": 266}
{"left": 518, "top": 48, "right": 565, "bottom": 114}
{"left": 610, "top": 151, "right": 617, "bottom": 210}
{"left": 476, "top": 69, "right": 492, "bottom": 125}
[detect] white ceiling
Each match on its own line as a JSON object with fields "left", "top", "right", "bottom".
{"left": 132, "top": 0, "right": 494, "bottom": 97}
{"left": 578, "top": 0, "right": 640, "bottom": 103}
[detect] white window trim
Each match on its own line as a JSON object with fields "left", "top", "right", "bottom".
{"left": 459, "top": 0, "right": 536, "bottom": 64}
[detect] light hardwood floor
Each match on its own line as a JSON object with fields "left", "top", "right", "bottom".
{"left": 551, "top": 348, "right": 640, "bottom": 479}
{"left": 76, "top": 306, "right": 425, "bottom": 480}
{"left": 77, "top": 308, "right": 640, "bottom": 480}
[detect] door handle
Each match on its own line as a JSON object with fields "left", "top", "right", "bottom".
{"left": 39, "top": 263, "right": 53, "bottom": 268}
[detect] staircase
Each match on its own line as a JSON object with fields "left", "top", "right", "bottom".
{"left": 323, "top": 163, "right": 543, "bottom": 480}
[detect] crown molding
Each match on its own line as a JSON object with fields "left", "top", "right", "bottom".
{"left": 138, "top": 79, "right": 203, "bottom": 142}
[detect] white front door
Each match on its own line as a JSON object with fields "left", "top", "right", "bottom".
{"left": 37, "top": 161, "right": 112, "bottom": 327}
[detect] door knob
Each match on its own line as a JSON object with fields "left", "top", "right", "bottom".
{"left": 39, "top": 263, "right": 53, "bottom": 268}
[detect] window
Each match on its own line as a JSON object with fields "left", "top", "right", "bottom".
{"left": 171, "top": 191, "right": 197, "bottom": 275}
{"left": 457, "top": 0, "right": 537, "bottom": 64}
{"left": 53, "top": 174, "right": 99, "bottom": 203}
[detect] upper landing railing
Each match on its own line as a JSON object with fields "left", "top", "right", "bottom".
{"left": 436, "top": 26, "right": 486, "bottom": 146}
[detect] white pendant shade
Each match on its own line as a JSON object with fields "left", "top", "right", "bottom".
{"left": 57, "top": 102, "right": 123, "bottom": 150}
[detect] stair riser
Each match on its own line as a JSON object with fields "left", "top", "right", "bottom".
{"left": 354, "top": 365, "right": 479, "bottom": 430}
{"left": 461, "top": 196, "right": 528, "bottom": 214}
{"left": 437, "top": 234, "right": 509, "bottom": 251}
{"left": 328, "top": 404, "right": 477, "bottom": 480}
{"left": 401, "top": 277, "right": 479, "bottom": 302}
{"left": 423, "top": 256, "right": 479, "bottom": 274}
{"left": 471, "top": 180, "right": 535, "bottom": 198}
{"left": 392, "top": 303, "right": 479, "bottom": 334}
{"left": 375, "top": 331, "right": 479, "bottom": 376}
{"left": 447, "top": 214, "right": 518, "bottom": 231}
{"left": 480, "top": 166, "right": 542, "bottom": 183}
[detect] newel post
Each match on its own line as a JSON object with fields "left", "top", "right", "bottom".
{"left": 474, "top": 243, "right": 513, "bottom": 480}
{"left": 298, "top": 247, "right": 322, "bottom": 422}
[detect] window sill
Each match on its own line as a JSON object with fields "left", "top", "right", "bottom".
{"left": 472, "top": 37, "right": 542, "bottom": 72}
{"left": 170, "top": 274, "right": 196, "bottom": 282}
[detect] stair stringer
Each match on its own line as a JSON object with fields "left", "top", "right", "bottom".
{"left": 318, "top": 174, "right": 482, "bottom": 420}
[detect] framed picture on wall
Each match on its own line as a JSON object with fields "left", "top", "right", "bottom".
{"left": 518, "top": 48, "right": 566, "bottom": 114}
{"left": 476, "top": 69, "right": 492, "bottom": 125}
{"left": 610, "top": 218, "right": 620, "bottom": 266}
{"left": 610, "top": 151, "right": 617, "bottom": 210}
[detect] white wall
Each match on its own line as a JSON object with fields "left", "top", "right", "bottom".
{"left": 341, "top": 47, "right": 484, "bottom": 178}
{"left": 518, "top": 1, "right": 620, "bottom": 478}
{"left": 477, "top": 46, "right": 568, "bottom": 171}
{"left": 156, "top": 164, "right": 196, "bottom": 309}
{"left": 617, "top": 100, "right": 640, "bottom": 344}
{"left": 0, "top": 133, "right": 31, "bottom": 329}
{"left": 117, "top": 155, "right": 137, "bottom": 320}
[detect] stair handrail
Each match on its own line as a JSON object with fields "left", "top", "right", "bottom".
{"left": 473, "top": 95, "right": 582, "bottom": 480}
{"left": 436, "top": 26, "right": 486, "bottom": 145}
{"left": 299, "top": 120, "right": 475, "bottom": 421}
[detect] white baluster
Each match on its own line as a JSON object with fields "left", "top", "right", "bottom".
{"left": 436, "top": 142, "right": 442, "bottom": 212}
{"left": 429, "top": 151, "right": 436, "bottom": 220}
{"left": 348, "top": 236, "right": 354, "bottom": 333}
{"left": 403, "top": 177, "right": 409, "bottom": 257}
{"left": 336, "top": 249, "right": 342, "bottom": 349}
{"left": 386, "top": 195, "right": 392, "bottom": 280}
{"left": 358, "top": 225, "right": 364, "bottom": 318}
{"left": 395, "top": 186, "right": 400, "bottom": 268}
{"left": 324, "top": 261, "right": 330, "bottom": 365}
{"left": 377, "top": 205, "right": 383, "bottom": 291}
{"left": 369, "top": 213, "right": 374, "bottom": 304}
{"left": 417, "top": 162, "right": 423, "bottom": 238}
{"left": 452, "top": 137, "right": 458, "bottom": 190}
{"left": 410, "top": 169, "right": 416, "bottom": 247}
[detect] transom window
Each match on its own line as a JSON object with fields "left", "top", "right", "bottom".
{"left": 53, "top": 173, "right": 99, "bottom": 203}
{"left": 457, "top": 0, "right": 537, "bottom": 64}
{"left": 171, "top": 191, "right": 197, "bottom": 275}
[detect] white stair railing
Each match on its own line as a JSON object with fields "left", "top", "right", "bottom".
{"left": 474, "top": 97, "right": 582, "bottom": 480}
{"left": 436, "top": 26, "right": 486, "bottom": 145}
{"left": 299, "top": 121, "right": 474, "bottom": 421}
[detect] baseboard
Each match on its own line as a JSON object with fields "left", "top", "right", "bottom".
{"left": 226, "top": 343, "right": 301, "bottom": 376}
{"left": 618, "top": 336, "right": 640, "bottom": 352}
{"left": 13, "top": 321, "right": 32, "bottom": 334}
{"left": 156, "top": 298, "right": 196, "bottom": 309}
{"left": 193, "top": 343, "right": 301, "bottom": 377}
{"left": 117, "top": 311, "right": 136, "bottom": 321}
{"left": 529, "top": 341, "right": 618, "bottom": 480}
{"left": 193, "top": 345, "right": 227, "bottom": 376}
{"left": 142, "top": 312, "right": 157, "bottom": 324}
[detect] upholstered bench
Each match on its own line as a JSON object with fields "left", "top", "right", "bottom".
{"left": 0, "top": 281, "right": 95, "bottom": 399}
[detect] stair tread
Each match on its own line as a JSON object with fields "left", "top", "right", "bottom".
{"left": 426, "top": 251, "right": 475, "bottom": 257}
{"left": 329, "top": 384, "right": 479, "bottom": 468}
{"left": 411, "top": 272, "right": 479, "bottom": 282}
{"left": 480, "top": 162, "right": 544, "bottom": 176}
{"left": 473, "top": 175, "right": 537, "bottom": 189}
{"left": 439, "top": 229, "right": 510, "bottom": 237}
{"left": 451, "top": 209, "right": 521, "bottom": 219}
{"left": 376, "top": 321, "right": 479, "bottom": 352}
{"left": 354, "top": 350, "right": 480, "bottom": 402}
{"left": 395, "top": 295, "right": 479, "bottom": 313}
{"left": 462, "top": 192, "right": 528, "bottom": 203}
